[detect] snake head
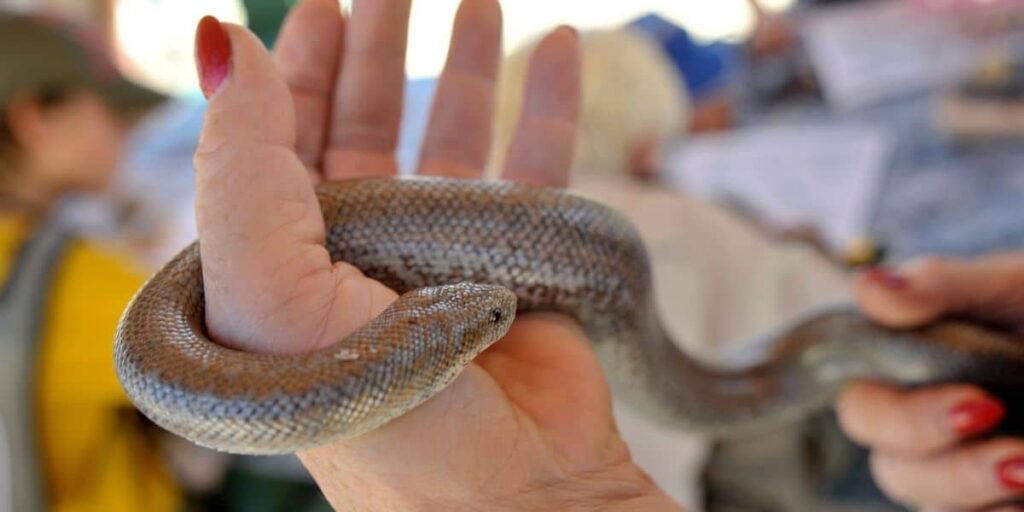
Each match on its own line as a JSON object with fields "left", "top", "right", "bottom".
{"left": 405, "top": 283, "right": 518, "bottom": 364}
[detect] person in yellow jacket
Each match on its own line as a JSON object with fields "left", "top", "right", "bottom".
{"left": 0, "top": 12, "right": 181, "bottom": 512}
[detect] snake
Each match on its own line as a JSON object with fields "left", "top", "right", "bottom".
{"left": 115, "top": 177, "right": 1024, "bottom": 455}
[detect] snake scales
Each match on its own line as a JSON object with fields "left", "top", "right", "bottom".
{"left": 115, "top": 178, "right": 1024, "bottom": 454}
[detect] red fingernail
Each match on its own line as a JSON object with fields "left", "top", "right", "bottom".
{"left": 949, "top": 398, "right": 1005, "bottom": 436}
{"left": 195, "top": 16, "right": 231, "bottom": 98}
{"left": 998, "top": 457, "right": 1024, "bottom": 489}
{"left": 862, "top": 266, "right": 908, "bottom": 290}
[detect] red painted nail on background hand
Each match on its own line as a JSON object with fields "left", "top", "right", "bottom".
{"left": 949, "top": 398, "right": 1005, "bottom": 437}
{"left": 863, "top": 266, "right": 908, "bottom": 290}
{"left": 997, "top": 457, "right": 1024, "bottom": 490}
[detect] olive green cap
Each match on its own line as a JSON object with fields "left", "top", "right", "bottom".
{"left": 0, "top": 11, "right": 166, "bottom": 115}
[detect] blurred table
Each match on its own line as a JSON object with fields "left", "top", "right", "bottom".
{"left": 749, "top": 90, "right": 1024, "bottom": 263}
{"left": 681, "top": 12, "right": 1024, "bottom": 265}
{"left": 867, "top": 97, "right": 1024, "bottom": 262}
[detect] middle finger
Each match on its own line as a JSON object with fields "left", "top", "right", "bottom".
{"left": 324, "top": 0, "right": 411, "bottom": 180}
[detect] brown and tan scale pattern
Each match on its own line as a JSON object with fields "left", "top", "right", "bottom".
{"left": 116, "top": 178, "right": 1024, "bottom": 454}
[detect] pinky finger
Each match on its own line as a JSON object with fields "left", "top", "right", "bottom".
{"left": 500, "top": 26, "right": 580, "bottom": 187}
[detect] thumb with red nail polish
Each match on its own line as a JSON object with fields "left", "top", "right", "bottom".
{"left": 192, "top": 14, "right": 336, "bottom": 354}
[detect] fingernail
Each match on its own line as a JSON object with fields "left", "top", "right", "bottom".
{"left": 862, "top": 266, "right": 908, "bottom": 290}
{"left": 997, "top": 457, "right": 1024, "bottom": 489}
{"left": 949, "top": 398, "right": 1005, "bottom": 436}
{"left": 195, "top": 15, "right": 232, "bottom": 98}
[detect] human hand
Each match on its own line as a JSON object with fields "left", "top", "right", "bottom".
{"left": 191, "top": 0, "right": 679, "bottom": 509}
{"left": 838, "top": 255, "right": 1024, "bottom": 510}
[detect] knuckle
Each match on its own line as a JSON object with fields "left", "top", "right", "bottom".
{"left": 193, "top": 138, "right": 231, "bottom": 168}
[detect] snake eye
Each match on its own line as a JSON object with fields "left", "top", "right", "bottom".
{"left": 490, "top": 308, "right": 503, "bottom": 323}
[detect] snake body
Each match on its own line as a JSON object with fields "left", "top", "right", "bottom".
{"left": 115, "top": 178, "right": 1024, "bottom": 454}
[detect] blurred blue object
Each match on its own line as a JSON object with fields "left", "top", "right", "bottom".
{"left": 397, "top": 78, "right": 436, "bottom": 174}
{"left": 628, "top": 13, "right": 736, "bottom": 100}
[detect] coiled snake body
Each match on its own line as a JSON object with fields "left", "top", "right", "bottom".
{"left": 115, "top": 178, "right": 1024, "bottom": 454}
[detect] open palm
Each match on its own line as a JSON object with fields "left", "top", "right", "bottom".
{"left": 192, "top": 0, "right": 669, "bottom": 508}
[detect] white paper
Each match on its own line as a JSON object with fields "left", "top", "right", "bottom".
{"left": 802, "top": 0, "right": 975, "bottom": 110}
{"left": 664, "top": 124, "right": 894, "bottom": 252}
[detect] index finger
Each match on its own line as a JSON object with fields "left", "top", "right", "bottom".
{"left": 272, "top": 0, "right": 346, "bottom": 173}
{"left": 323, "top": 0, "right": 412, "bottom": 180}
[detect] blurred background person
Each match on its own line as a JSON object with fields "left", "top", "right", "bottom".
{"left": 492, "top": 13, "right": 742, "bottom": 181}
{"left": 0, "top": 11, "right": 182, "bottom": 512}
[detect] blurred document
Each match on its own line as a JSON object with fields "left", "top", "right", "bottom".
{"left": 664, "top": 124, "right": 894, "bottom": 252}
{"left": 802, "top": 0, "right": 974, "bottom": 110}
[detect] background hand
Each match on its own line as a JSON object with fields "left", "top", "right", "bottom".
{"left": 192, "top": 0, "right": 678, "bottom": 509}
{"left": 838, "top": 255, "right": 1024, "bottom": 510}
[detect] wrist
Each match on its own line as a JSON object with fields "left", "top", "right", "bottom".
{"left": 301, "top": 447, "right": 682, "bottom": 512}
{"left": 421, "top": 460, "right": 683, "bottom": 512}
{"left": 488, "top": 460, "right": 684, "bottom": 512}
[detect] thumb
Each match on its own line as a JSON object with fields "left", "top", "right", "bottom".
{"left": 191, "top": 17, "right": 341, "bottom": 353}
{"left": 853, "top": 254, "right": 1024, "bottom": 329}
